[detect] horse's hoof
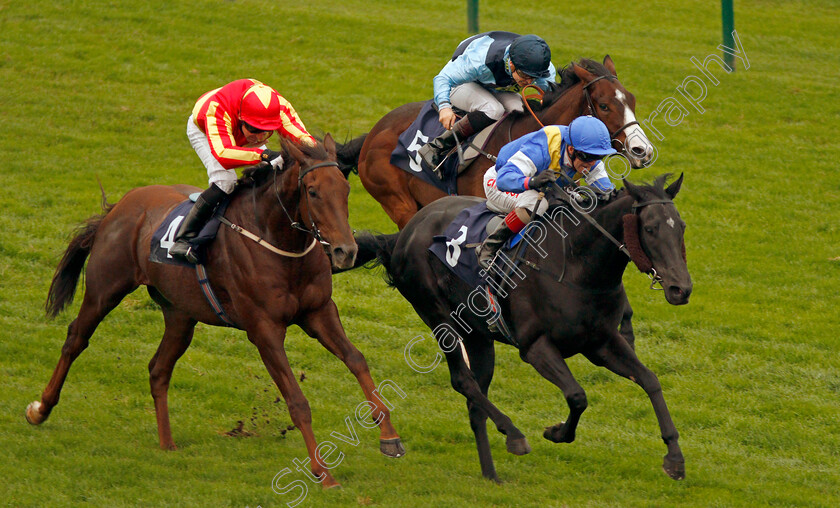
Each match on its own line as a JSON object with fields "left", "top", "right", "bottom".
{"left": 506, "top": 436, "right": 531, "bottom": 456}
{"left": 321, "top": 476, "right": 342, "bottom": 489}
{"left": 543, "top": 423, "right": 575, "bottom": 443}
{"left": 483, "top": 473, "right": 503, "bottom": 485}
{"left": 25, "top": 401, "right": 45, "bottom": 425}
{"left": 380, "top": 437, "right": 406, "bottom": 458}
{"left": 663, "top": 456, "right": 686, "bottom": 480}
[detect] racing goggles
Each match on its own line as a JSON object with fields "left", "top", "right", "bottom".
{"left": 573, "top": 150, "right": 606, "bottom": 163}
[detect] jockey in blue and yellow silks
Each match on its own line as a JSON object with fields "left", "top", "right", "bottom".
{"left": 477, "top": 116, "right": 617, "bottom": 268}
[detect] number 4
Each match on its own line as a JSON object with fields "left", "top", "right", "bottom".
{"left": 160, "top": 216, "right": 184, "bottom": 258}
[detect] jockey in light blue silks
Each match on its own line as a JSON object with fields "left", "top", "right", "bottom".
{"left": 418, "top": 31, "right": 557, "bottom": 174}
{"left": 477, "top": 115, "right": 618, "bottom": 268}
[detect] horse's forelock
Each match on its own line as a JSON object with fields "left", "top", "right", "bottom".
{"left": 297, "top": 139, "right": 329, "bottom": 160}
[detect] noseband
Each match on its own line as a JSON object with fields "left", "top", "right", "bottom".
{"left": 273, "top": 160, "right": 341, "bottom": 248}
{"left": 581, "top": 75, "right": 640, "bottom": 141}
{"left": 623, "top": 198, "right": 681, "bottom": 290}
{"left": 549, "top": 181, "right": 677, "bottom": 290}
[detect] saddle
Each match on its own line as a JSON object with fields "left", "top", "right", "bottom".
{"left": 389, "top": 101, "right": 504, "bottom": 195}
{"left": 149, "top": 193, "right": 230, "bottom": 266}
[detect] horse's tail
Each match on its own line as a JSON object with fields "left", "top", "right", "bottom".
{"left": 336, "top": 133, "right": 367, "bottom": 179}
{"left": 334, "top": 231, "right": 400, "bottom": 283}
{"left": 45, "top": 186, "right": 114, "bottom": 318}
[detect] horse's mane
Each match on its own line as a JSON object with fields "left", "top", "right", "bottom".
{"left": 547, "top": 173, "right": 674, "bottom": 212}
{"left": 626, "top": 173, "right": 673, "bottom": 200}
{"left": 539, "top": 58, "right": 614, "bottom": 109}
{"left": 235, "top": 141, "right": 330, "bottom": 190}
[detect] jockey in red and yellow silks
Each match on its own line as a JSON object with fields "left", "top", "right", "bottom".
{"left": 169, "top": 79, "right": 317, "bottom": 264}
{"left": 191, "top": 78, "right": 316, "bottom": 170}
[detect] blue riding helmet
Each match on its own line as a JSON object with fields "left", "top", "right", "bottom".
{"left": 509, "top": 35, "right": 552, "bottom": 78}
{"left": 566, "top": 116, "right": 618, "bottom": 156}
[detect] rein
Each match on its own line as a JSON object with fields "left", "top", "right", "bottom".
{"left": 547, "top": 180, "right": 675, "bottom": 290}
{"left": 216, "top": 160, "right": 339, "bottom": 258}
{"left": 272, "top": 161, "right": 340, "bottom": 249}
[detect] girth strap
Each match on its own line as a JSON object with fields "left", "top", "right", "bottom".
{"left": 195, "top": 264, "right": 237, "bottom": 327}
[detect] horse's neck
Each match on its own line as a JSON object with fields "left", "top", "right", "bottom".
{"left": 229, "top": 174, "right": 308, "bottom": 251}
{"left": 554, "top": 196, "right": 633, "bottom": 289}
{"left": 459, "top": 86, "right": 587, "bottom": 194}
{"left": 535, "top": 84, "right": 586, "bottom": 131}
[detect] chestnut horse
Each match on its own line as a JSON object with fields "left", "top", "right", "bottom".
{"left": 342, "top": 56, "right": 653, "bottom": 229}
{"left": 26, "top": 136, "right": 403, "bottom": 488}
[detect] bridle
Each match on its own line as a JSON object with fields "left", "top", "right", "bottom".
{"left": 628, "top": 198, "right": 676, "bottom": 290}
{"left": 519, "top": 74, "right": 640, "bottom": 147}
{"left": 580, "top": 75, "right": 640, "bottom": 140}
{"left": 547, "top": 181, "right": 674, "bottom": 290}
{"left": 273, "top": 160, "right": 340, "bottom": 249}
{"left": 212, "top": 159, "right": 340, "bottom": 259}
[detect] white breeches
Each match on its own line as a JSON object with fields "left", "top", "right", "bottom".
{"left": 483, "top": 166, "right": 549, "bottom": 215}
{"left": 449, "top": 82, "right": 524, "bottom": 120}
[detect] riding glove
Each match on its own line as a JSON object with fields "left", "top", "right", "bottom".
{"left": 260, "top": 149, "right": 284, "bottom": 169}
{"left": 528, "top": 169, "right": 556, "bottom": 190}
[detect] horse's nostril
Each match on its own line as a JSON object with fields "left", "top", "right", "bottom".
{"left": 631, "top": 146, "right": 647, "bottom": 157}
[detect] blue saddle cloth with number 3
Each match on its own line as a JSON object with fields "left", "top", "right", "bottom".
{"left": 428, "top": 202, "right": 498, "bottom": 288}
{"left": 428, "top": 201, "right": 531, "bottom": 288}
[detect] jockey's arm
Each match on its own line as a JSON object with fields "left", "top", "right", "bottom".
{"left": 432, "top": 46, "right": 493, "bottom": 110}
{"left": 275, "top": 100, "right": 317, "bottom": 147}
{"left": 495, "top": 150, "right": 549, "bottom": 193}
{"left": 204, "top": 114, "right": 262, "bottom": 169}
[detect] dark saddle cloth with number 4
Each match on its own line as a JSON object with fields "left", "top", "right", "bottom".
{"left": 149, "top": 195, "right": 230, "bottom": 266}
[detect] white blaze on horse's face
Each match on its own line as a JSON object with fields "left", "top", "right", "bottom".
{"left": 615, "top": 90, "right": 654, "bottom": 168}
{"left": 667, "top": 217, "right": 675, "bottom": 229}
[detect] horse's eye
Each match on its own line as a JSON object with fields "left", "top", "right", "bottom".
{"left": 308, "top": 188, "right": 317, "bottom": 198}
{"left": 599, "top": 103, "right": 609, "bottom": 111}
{"left": 644, "top": 226, "right": 654, "bottom": 234}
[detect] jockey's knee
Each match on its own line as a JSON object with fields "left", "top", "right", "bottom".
{"left": 476, "top": 102, "right": 505, "bottom": 121}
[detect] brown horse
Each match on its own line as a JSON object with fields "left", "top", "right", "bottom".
{"left": 342, "top": 56, "right": 654, "bottom": 229}
{"left": 25, "top": 135, "right": 403, "bottom": 488}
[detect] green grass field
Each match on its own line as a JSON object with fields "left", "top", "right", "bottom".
{"left": 2, "top": 0, "right": 839, "bottom": 506}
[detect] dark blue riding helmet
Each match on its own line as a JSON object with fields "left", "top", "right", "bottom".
{"left": 509, "top": 35, "right": 552, "bottom": 78}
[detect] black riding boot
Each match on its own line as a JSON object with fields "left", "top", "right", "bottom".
{"left": 417, "top": 128, "right": 458, "bottom": 176}
{"left": 418, "top": 111, "right": 494, "bottom": 177}
{"left": 168, "top": 184, "right": 227, "bottom": 263}
{"left": 476, "top": 221, "right": 516, "bottom": 270}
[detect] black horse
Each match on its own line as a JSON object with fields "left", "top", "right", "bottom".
{"left": 350, "top": 174, "right": 691, "bottom": 482}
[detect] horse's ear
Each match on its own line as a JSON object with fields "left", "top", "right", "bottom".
{"left": 323, "top": 133, "right": 337, "bottom": 158}
{"left": 572, "top": 62, "right": 596, "bottom": 83}
{"left": 623, "top": 179, "right": 643, "bottom": 201}
{"left": 665, "top": 172, "right": 684, "bottom": 199}
{"left": 281, "top": 138, "right": 305, "bottom": 164}
{"left": 603, "top": 55, "right": 617, "bottom": 77}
